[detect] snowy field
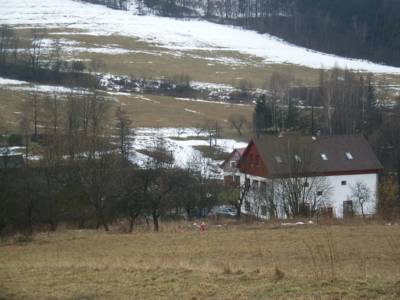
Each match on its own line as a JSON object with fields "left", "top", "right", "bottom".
{"left": 1, "top": 0, "right": 400, "bottom": 73}
{"left": 0, "top": 77, "right": 87, "bottom": 94}
{"left": 131, "top": 127, "right": 248, "bottom": 177}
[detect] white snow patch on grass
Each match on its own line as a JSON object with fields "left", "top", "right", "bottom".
{"left": 131, "top": 127, "right": 247, "bottom": 176}
{"left": 184, "top": 108, "right": 204, "bottom": 115}
{"left": 190, "top": 81, "right": 236, "bottom": 91}
{"left": 1, "top": 0, "right": 400, "bottom": 73}
{"left": 134, "top": 95, "right": 160, "bottom": 104}
{"left": 107, "top": 91, "right": 132, "bottom": 96}
{"left": 175, "top": 97, "right": 252, "bottom": 106}
{"left": 9, "top": 84, "right": 77, "bottom": 94}
{"left": 0, "top": 77, "right": 28, "bottom": 85}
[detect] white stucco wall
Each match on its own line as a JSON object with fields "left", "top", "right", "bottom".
{"left": 327, "top": 173, "right": 378, "bottom": 217}
{"left": 239, "top": 173, "right": 379, "bottom": 219}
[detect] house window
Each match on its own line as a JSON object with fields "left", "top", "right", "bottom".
{"left": 345, "top": 152, "right": 353, "bottom": 160}
{"left": 252, "top": 180, "right": 259, "bottom": 188}
{"left": 341, "top": 180, "right": 347, "bottom": 186}
{"left": 294, "top": 155, "right": 302, "bottom": 163}
{"left": 230, "top": 161, "right": 237, "bottom": 168}
{"left": 320, "top": 153, "right": 328, "bottom": 161}
{"left": 261, "top": 205, "right": 267, "bottom": 216}
{"left": 260, "top": 181, "right": 267, "bottom": 193}
{"left": 317, "top": 191, "right": 323, "bottom": 196}
{"left": 245, "top": 201, "right": 251, "bottom": 212}
{"left": 275, "top": 156, "right": 283, "bottom": 163}
{"left": 234, "top": 175, "right": 240, "bottom": 183}
{"left": 245, "top": 178, "right": 250, "bottom": 188}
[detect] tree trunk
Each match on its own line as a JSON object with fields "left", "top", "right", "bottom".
{"left": 152, "top": 211, "right": 159, "bottom": 232}
{"left": 129, "top": 217, "right": 134, "bottom": 233}
{"left": 101, "top": 214, "right": 109, "bottom": 231}
{"left": 27, "top": 200, "right": 33, "bottom": 235}
{"left": 186, "top": 207, "right": 192, "bottom": 221}
{"left": 96, "top": 209, "right": 109, "bottom": 231}
{"left": 361, "top": 203, "right": 365, "bottom": 219}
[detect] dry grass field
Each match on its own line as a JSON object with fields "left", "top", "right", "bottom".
{"left": 118, "top": 94, "right": 253, "bottom": 131}
{"left": 1, "top": 222, "right": 400, "bottom": 299}
{"left": 55, "top": 32, "right": 321, "bottom": 88}
{"left": 0, "top": 87, "right": 254, "bottom": 138}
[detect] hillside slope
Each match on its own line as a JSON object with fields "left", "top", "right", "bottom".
{"left": 1, "top": 0, "right": 400, "bottom": 74}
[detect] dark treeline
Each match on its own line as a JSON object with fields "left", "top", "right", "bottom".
{"left": 81, "top": 0, "right": 129, "bottom": 10}
{"left": 125, "top": 0, "right": 400, "bottom": 67}
{"left": 253, "top": 69, "right": 400, "bottom": 188}
{"left": 0, "top": 26, "right": 99, "bottom": 89}
{"left": 0, "top": 90, "right": 224, "bottom": 235}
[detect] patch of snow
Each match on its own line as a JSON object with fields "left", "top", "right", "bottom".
{"left": 69, "top": 46, "right": 132, "bottom": 55}
{"left": 190, "top": 81, "right": 235, "bottom": 91}
{"left": 10, "top": 84, "right": 77, "bottom": 94}
{"left": 0, "top": 77, "right": 28, "bottom": 85}
{"left": 191, "top": 55, "right": 247, "bottom": 66}
{"left": 1, "top": 0, "right": 400, "bottom": 73}
{"left": 175, "top": 97, "right": 251, "bottom": 106}
{"left": 184, "top": 108, "right": 204, "bottom": 115}
{"left": 281, "top": 222, "right": 306, "bottom": 226}
{"left": 107, "top": 91, "right": 131, "bottom": 96}
{"left": 134, "top": 95, "right": 160, "bottom": 104}
{"left": 130, "top": 127, "right": 247, "bottom": 177}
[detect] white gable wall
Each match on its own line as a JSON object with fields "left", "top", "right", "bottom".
{"left": 327, "top": 173, "right": 378, "bottom": 218}
{"left": 239, "top": 172, "right": 379, "bottom": 219}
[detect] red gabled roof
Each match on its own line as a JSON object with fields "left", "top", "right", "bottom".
{"left": 220, "top": 148, "right": 246, "bottom": 169}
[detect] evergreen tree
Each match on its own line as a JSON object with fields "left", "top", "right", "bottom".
{"left": 286, "top": 99, "right": 298, "bottom": 129}
{"left": 253, "top": 95, "right": 272, "bottom": 135}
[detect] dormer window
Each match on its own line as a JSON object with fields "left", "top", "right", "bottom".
{"left": 294, "top": 155, "right": 301, "bottom": 163}
{"left": 345, "top": 152, "right": 353, "bottom": 160}
{"left": 320, "top": 153, "right": 328, "bottom": 161}
{"left": 275, "top": 156, "right": 282, "bottom": 163}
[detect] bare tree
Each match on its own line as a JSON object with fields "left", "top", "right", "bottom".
{"left": 194, "top": 123, "right": 205, "bottom": 136}
{"left": 115, "top": 106, "right": 134, "bottom": 159}
{"left": 0, "top": 25, "right": 15, "bottom": 65}
{"left": 350, "top": 181, "right": 372, "bottom": 219}
{"left": 228, "top": 113, "right": 247, "bottom": 135}
{"left": 274, "top": 140, "right": 332, "bottom": 218}
{"left": 26, "top": 90, "right": 41, "bottom": 139}
{"left": 19, "top": 106, "right": 32, "bottom": 160}
{"left": 28, "top": 28, "right": 46, "bottom": 71}
{"left": 142, "top": 136, "right": 176, "bottom": 231}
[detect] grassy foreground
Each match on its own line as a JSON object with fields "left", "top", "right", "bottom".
{"left": 1, "top": 223, "right": 400, "bottom": 299}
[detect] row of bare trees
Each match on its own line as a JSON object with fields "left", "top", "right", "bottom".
{"left": 0, "top": 89, "right": 223, "bottom": 235}
{"left": 0, "top": 25, "right": 98, "bottom": 88}
{"left": 253, "top": 70, "right": 400, "bottom": 184}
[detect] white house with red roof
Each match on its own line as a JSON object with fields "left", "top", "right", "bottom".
{"left": 222, "top": 134, "right": 383, "bottom": 219}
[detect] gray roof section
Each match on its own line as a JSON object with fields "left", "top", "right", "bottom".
{"left": 252, "top": 134, "right": 382, "bottom": 178}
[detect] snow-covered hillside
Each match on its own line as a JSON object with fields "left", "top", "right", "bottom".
{"left": 1, "top": 0, "right": 400, "bottom": 73}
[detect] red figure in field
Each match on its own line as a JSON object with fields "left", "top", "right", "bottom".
{"left": 199, "top": 222, "right": 207, "bottom": 235}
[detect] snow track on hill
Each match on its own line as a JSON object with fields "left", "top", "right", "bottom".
{"left": 1, "top": 0, "right": 400, "bottom": 73}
